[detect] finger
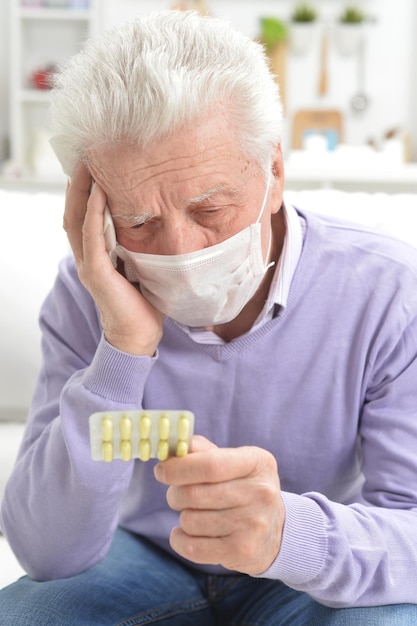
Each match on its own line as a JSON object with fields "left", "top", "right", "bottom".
{"left": 81, "top": 182, "right": 111, "bottom": 268}
{"left": 191, "top": 435, "right": 218, "bottom": 454}
{"left": 170, "top": 518, "right": 282, "bottom": 575}
{"left": 169, "top": 527, "right": 230, "bottom": 568}
{"left": 154, "top": 436, "right": 217, "bottom": 484}
{"left": 167, "top": 467, "right": 280, "bottom": 514}
{"left": 155, "top": 445, "right": 270, "bottom": 487}
{"left": 167, "top": 478, "right": 246, "bottom": 511}
{"left": 179, "top": 507, "right": 244, "bottom": 538}
{"left": 63, "top": 163, "right": 92, "bottom": 263}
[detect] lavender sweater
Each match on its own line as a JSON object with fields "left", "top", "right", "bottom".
{"left": 2, "top": 209, "right": 417, "bottom": 608}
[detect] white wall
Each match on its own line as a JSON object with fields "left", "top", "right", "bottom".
{"left": 1, "top": 0, "right": 416, "bottom": 163}
{"left": 410, "top": 1, "right": 417, "bottom": 161}
{"left": 0, "top": 1, "right": 10, "bottom": 162}
{"left": 99, "top": 0, "right": 417, "bottom": 157}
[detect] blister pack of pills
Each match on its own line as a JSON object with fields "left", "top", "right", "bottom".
{"left": 89, "top": 410, "right": 195, "bottom": 463}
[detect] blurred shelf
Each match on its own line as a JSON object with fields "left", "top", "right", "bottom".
{"left": 0, "top": 174, "right": 66, "bottom": 193}
{"left": 18, "top": 89, "right": 52, "bottom": 102}
{"left": 284, "top": 163, "right": 417, "bottom": 193}
{"left": 9, "top": 0, "right": 99, "bottom": 176}
{"left": 2, "top": 165, "right": 416, "bottom": 195}
{"left": 19, "top": 7, "right": 90, "bottom": 21}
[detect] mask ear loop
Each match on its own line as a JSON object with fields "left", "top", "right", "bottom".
{"left": 255, "top": 169, "right": 272, "bottom": 225}
{"left": 255, "top": 169, "right": 275, "bottom": 269}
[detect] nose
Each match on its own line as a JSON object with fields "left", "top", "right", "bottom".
{"left": 160, "top": 220, "right": 202, "bottom": 256}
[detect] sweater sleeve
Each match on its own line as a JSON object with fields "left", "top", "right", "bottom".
{"left": 256, "top": 301, "right": 417, "bottom": 608}
{"left": 0, "top": 257, "right": 155, "bottom": 581}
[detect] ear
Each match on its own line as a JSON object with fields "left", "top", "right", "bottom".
{"left": 270, "top": 143, "right": 285, "bottom": 215}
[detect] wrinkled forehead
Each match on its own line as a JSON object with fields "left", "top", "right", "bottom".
{"left": 86, "top": 115, "right": 261, "bottom": 200}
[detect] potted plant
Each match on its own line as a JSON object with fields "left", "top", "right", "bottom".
{"left": 339, "top": 6, "right": 366, "bottom": 24}
{"left": 292, "top": 3, "right": 318, "bottom": 23}
{"left": 260, "top": 17, "right": 288, "bottom": 54}
{"left": 290, "top": 3, "right": 318, "bottom": 55}
{"left": 337, "top": 5, "right": 366, "bottom": 55}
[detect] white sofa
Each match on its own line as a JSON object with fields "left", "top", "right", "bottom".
{"left": 0, "top": 188, "right": 68, "bottom": 588}
{"left": 0, "top": 186, "right": 416, "bottom": 589}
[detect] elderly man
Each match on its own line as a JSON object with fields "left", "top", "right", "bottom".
{"left": 1, "top": 10, "right": 417, "bottom": 626}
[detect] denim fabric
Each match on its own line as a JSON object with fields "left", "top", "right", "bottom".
{"left": 0, "top": 528, "right": 416, "bottom": 625}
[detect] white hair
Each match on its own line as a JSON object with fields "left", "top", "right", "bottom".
{"left": 50, "top": 10, "right": 283, "bottom": 176}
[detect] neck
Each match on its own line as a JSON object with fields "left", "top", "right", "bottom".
{"left": 208, "top": 209, "right": 286, "bottom": 342}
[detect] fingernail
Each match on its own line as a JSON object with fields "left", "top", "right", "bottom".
{"left": 154, "top": 463, "right": 165, "bottom": 481}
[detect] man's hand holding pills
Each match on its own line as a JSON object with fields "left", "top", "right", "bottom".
{"left": 154, "top": 435, "right": 285, "bottom": 576}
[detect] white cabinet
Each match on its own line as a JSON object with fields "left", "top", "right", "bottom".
{"left": 9, "top": 0, "right": 99, "bottom": 180}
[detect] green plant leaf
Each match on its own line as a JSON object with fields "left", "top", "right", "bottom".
{"left": 260, "top": 17, "right": 288, "bottom": 50}
{"left": 339, "top": 6, "right": 366, "bottom": 23}
{"left": 291, "top": 3, "right": 318, "bottom": 23}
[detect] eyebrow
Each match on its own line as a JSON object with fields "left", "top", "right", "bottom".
{"left": 110, "top": 185, "right": 240, "bottom": 225}
{"left": 187, "top": 184, "right": 239, "bottom": 205}
{"left": 111, "top": 211, "right": 154, "bottom": 226}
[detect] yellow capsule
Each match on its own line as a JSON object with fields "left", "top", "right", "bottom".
{"left": 102, "top": 441, "right": 113, "bottom": 463}
{"left": 101, "top": 416, "right": 113, "bottom": 442}
{"left": 158, "top": 415, "right": 170, "bottom": 441}
{"left": 177, "top": 415, "right": 190, "bottom": 441}
{"left": 120, "top": 415, "right": 132, "bottom": 440}
{"left": 120, "top": 440, "right": 132, "bottom": 462}
{"left": 139, "top": 414, "right": 152, "bottom": 439}
{"left": 139, "top": 439, "right": 151, "bottom": 462}
{"left": 176, "top": 440, "right": 189, "bottom": 457}
{"left": 157, "top": 439, "right": 169, "bottom": 461}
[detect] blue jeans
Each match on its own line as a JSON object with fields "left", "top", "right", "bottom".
{"left": 0, "top": 528, "right": 416, "bottom": 625}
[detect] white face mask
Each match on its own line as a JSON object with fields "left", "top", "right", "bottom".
{"left": 116, "top": 173, "right": 274, "bottom": 327}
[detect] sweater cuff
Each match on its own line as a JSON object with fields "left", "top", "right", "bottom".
{"left": 255, "top": 491, "right": 328, "bottom": 585}
{"left": 82, "top": 334, "right": 156, "bottom": 404}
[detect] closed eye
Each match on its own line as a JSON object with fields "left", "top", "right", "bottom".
{"left": 193, "top": 206, "right": 229, "bottom": 221}
{"left": 112, "top": 212, "right": 155, "bottom": 229}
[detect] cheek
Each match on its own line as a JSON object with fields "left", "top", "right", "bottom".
{"left": 270, "top": 179, "right": 284, "bottom": 216}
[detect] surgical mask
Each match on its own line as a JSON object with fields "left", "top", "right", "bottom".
{"left": 115, "top": 173, "right": 274, "bottom": 327}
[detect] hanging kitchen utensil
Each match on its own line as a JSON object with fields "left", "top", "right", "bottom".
{"left": 318, "top": 30, "right": 329, "bottom": 96}
{"left": 351, "top": 36, "right": 369, "bottom": 112}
